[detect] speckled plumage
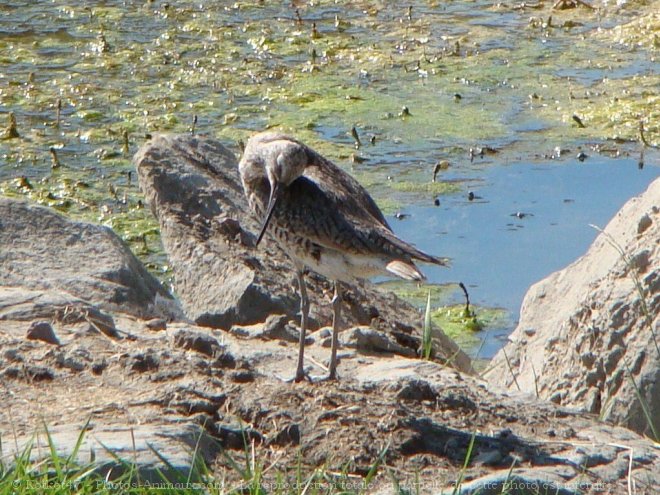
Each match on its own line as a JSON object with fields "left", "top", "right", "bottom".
{"left": 239, "top": 132, "right": 446, "bottom": 283}
{"left": 238, "top": 131, "right": 446, "bottom": 381}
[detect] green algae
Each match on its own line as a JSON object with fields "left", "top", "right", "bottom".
{"left": 600, "top": 11, "right": 659, "bottom": 51}
{"left": 431, "top": 304, "right": 509, "bottom": 351}
{"left": 379, "top": 280, "right": 510, "bottom": 353}
{"left": 378, "top": 280, "right": 456, "bottom": 308}
{"left": 390, "top": 180, "right": 461, "bottom": 195}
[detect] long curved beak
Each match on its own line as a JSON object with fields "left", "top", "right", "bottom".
{"left": 256, "top": 181, "right": 281, "bottom": 247}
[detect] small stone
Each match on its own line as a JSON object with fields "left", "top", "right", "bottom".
{"left": 339, "top": 327, "right": 415, "bottom": 357}
{"left": 629, "top": 250, "right": 650, "bottom": 272}
{"left": 1, "top": 367, "right": 20, "bottom": 379}
{"left": 438, "top": 392, "right": 478, "bottom": 411}
{"left": 496, "top": 428, "right": 513, "bottom": 439}
{"left": 604, "top": 347, "right": 624, "bottom": 374}
{"left": 230, "top": 370, "right": 255, "bottom": 383}
{"left": 172, "top": 399, "right": 218, "bottom": 416}
{"left": 14, "top": 365, "right": 55, "bottom": 382}
{"left": 311, "top": 327, "right": 332, "bottom": 342}
{"left": 215, "top": 217, "right": 243, "bottom": 237}
{"left": 559, "top": 426, "right": 576, "bottom": 439}
{"left": 580, "top": 352, "right": 596, "bottom": 369}
{"left": 173, "top": 329, "right": 221, "bottom": 357}
{"left": 82, "top": 308, "right": 120, "bottom": 339}
{"left": 216, "top": 426, "right": 263, "bottom": 450}
{"left": 91, "top": 360, "right": 107, "bottom": 375}
{"left": 144, "top": 318, "right": 167, "bottom": 331}
{"left": 26, "top": 321, "right": 60, "bottom": 345}
{"left": 584, "top": 369, "right": 605, "bottom": 387}
{"left": 30, "top": 366, "right": 55, "bottom": 381}
{"left": 262, "top": 314, "right": 299, "bottom": 342}
{"left": 637, "top": 214, "right": 652, "bottom": 234}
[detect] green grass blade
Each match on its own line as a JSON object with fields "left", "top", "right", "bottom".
{"left": 187, "top": 423, "right": 210, "bottom": 486}
{"left": 146, "top": 441, "right": 189, "bottom": 485}
{"left": 451, "top": 431, "right": 476, "bottom": 495}
{"left": 362, "top": 441, "right": 389, "bottom": 492}
{"left": 42, "top": 422, "right": 62, "bottom": 479}
{"left": 625, "top": 362, "right": 659, "bottom": 441}
{"left": 422, "top": 289, "right": 433, "bottom": 360}
{"left": 65, "top": 417, "right": 91, "bottom": 469}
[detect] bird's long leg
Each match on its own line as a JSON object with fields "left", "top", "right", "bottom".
{"left": 328, "top": 281, "right": 342, "bottom": 380}
{"left": 295, "top": 269, "right": 309, "bottom": 382}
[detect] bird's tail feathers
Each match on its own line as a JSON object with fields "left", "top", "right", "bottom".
{"left": 386, "top": 260, "right": 426, "bottom": 281}
{"left": 379, "top": 228, "right": 449, "bottom": 268}
{"left": 414, "top": 251, "right": 450, "bottom": 267}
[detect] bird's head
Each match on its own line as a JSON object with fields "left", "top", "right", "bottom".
{"left": 239, "top": 132, "right": 310, "bottom": 246}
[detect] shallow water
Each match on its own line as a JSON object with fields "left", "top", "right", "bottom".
{"left": 1, "top": 0, "right": 658, "bottom": 358}
{"left": 390, "top": 150, "right": 659, "bottom": 357}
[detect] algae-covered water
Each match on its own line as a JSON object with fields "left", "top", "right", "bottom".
{"left": 1, "top": 1, "right": 658, "bottom": 358}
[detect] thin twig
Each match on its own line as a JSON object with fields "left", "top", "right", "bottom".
{"left": 307, "top": 355, "right": 329, "bottom": 372}
{"left": 606, "top": 443, "right": 637, "bottom": 495}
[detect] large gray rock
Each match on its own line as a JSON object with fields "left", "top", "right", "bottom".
{"left": 0, "top": 198, "right": 180, "bottom": 319}
{"left": 134, "top": 134, "right": 471, "bottom": 372}
{"left": 486, "top": 177, "right": 660, "bottom": 437}
{"left": 134, "top": 134, "right": 292, "bottom": 327}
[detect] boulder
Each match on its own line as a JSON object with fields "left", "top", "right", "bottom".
{"left": 134, "top": 134, "right": 471, "bottom": 373}
{"left": 0, "top": 198, "right": 181, "bottom": 320}
{"left": 26, "top": 320, "right": 60, "bottom": 345}
{"left": 486, "top": 177, "right": 659, "bottom": 437}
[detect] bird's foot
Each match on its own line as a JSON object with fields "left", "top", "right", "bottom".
{"left": 277, "top": 369, "right": 311, "bottom": 383}
{"left": 277, "top": 372, "right": 338, "bottom": 383}
{"left": 308, "top": 371, "right": 338, "bottom": 383}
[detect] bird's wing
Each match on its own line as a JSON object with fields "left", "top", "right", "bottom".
{"left": 274, "top": 161, "right": 445, "bottom": 265}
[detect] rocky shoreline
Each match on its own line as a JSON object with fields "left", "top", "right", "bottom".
{"left": 0, "top": 134, "right": 658, "bottom": 493}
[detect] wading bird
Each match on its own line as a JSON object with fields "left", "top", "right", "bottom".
{"left": 239, "top": 132, "right": 446, "bottom": 381}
